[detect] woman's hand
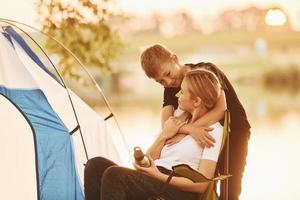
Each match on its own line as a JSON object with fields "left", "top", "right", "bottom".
{"left": 165, "top": 133, "right": 186, "bottom": 146}
{"left": 133, "top": 156, "right": 161, "bottom": 178}
{"left": 161, "top": 117, "right": 186, "bottom": 140}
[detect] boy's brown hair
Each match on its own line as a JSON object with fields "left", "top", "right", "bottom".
{"left": 140, "top": 44, "right": 173, "bottom": 78}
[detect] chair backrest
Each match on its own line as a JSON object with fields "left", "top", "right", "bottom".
{"left": 219, "top": 109, "right": 230, "bottom": 200}
{"left": 200, "top": 109, "right": 230, "bottom": 200}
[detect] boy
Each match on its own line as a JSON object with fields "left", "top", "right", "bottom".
{"left": 140, "top": 44, "right": 251, "bottom": 200}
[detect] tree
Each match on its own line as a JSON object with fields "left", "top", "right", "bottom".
{"left": 36, "top": 0, "right": 123, "bottom": 78}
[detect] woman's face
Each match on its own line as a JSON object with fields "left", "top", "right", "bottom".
{"left": 176, "top": 79, "right": 194, "bottom": 113}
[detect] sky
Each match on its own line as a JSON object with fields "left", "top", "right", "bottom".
{"left": 0, "top": 0, "right": 299, "bottom": 30}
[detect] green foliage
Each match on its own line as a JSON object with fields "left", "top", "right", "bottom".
{"left": 36, "top": 0, "right": 123, "bottom": 77}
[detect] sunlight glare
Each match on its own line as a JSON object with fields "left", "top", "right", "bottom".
{"left": 265, "top": 9, "right": 287, "bottom": 26}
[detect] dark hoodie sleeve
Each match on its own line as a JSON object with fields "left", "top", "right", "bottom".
{"left": 205, "top": 64, "right": 228, "bottom": 91}
{"left": 163, "top": 87, "right": 180, "bottom": 108}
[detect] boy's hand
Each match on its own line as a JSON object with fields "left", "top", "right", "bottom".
{"left": 189, "top": 126, "right": 216, "bottom": 148}
{"left": 165, "top": 126, "right": 216, "bottom": 147}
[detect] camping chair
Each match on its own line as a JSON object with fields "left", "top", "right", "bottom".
{"left": 150, "top": 110, "right": 231, "bottom": 200}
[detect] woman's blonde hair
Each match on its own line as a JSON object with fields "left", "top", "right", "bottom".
{"left": 184, "top": 68, "right": 221, "bottom": 110}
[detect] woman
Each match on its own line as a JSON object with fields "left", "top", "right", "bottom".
{"left": 84, "top": 68, "right": 224, "bottom": 200}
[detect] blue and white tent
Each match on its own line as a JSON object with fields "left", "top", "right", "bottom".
{"left": 0, "top": 24, "right": 126, "bottom": 199}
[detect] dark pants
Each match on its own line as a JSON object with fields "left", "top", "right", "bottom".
{"left": 84, "top": 157, "right": 198, "bottom": 200}
{"left": 218, "top": 130, "right": 250, "bottom": 200}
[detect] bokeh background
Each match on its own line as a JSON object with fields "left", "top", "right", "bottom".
{"left": 1, "top": 0, "right": 300, "bottom": 199}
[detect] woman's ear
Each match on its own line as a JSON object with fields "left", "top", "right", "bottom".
{"left": 193, "top": 97, "right": 202, "bottom": 108}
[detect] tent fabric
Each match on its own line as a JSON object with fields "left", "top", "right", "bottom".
{"left": 0, "top": 94, "right": 39, "bottom": 200}
{"left": 0, "top": 25, "right": 126, "bottom": 199}
{"left": 0, "top": 86, "right": 84, "bottom": 200}
{"left": 3, "top": 26, "right": 61, "bottom": 84}
{"left": 4, "top": 26, "right": 125, "bottom": 178}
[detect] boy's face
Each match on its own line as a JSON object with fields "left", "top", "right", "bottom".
{"left": 153, "top": 61, "right": 183, "bottom": 88}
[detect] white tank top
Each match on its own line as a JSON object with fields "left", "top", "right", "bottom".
{"left": 154, "top": 122, "right": 223, "bottom": 170}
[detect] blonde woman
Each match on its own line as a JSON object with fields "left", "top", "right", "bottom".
{"left": 84, "top": 68, "right": 224, "bottom": 200}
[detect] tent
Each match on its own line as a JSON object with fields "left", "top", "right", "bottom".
{"left": 0, "top": 23, "right": 129, "bottom": 199}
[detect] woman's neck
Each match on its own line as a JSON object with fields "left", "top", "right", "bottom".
{"left": 191, "top": 106, "right": 208, "bottom": 123}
